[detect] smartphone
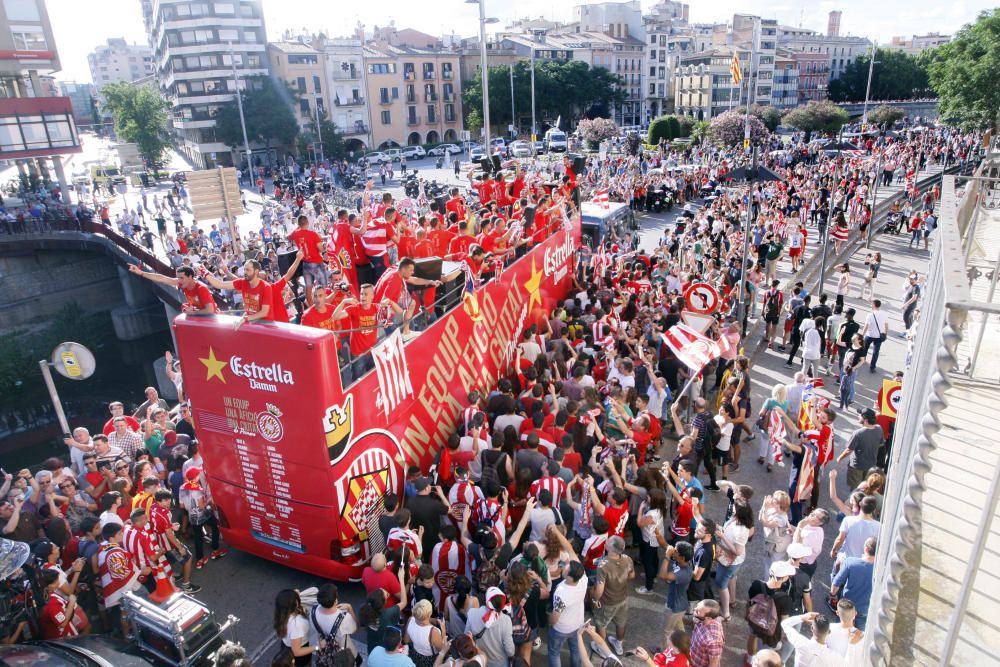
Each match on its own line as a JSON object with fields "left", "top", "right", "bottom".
{"left": 624, "top": 649, "right": 638, "bottom": 657}
{"left": 96, "top": 460, "right": 113, "bottom": 472}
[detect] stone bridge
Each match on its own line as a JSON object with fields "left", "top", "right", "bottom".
{"left": 835, "top": 99, "right": 939, "bottom": 120}
{"left": 0, "top": 221, "right": 184, "bottom": 341}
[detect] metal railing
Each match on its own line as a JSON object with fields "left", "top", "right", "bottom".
{"left": 866, "top": 147, "right": 1000, "bottom": 665}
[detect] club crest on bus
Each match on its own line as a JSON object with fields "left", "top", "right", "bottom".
{"left": 323, "top": 395, "right": 354, "bottom": 464}
{"left": 256, "top": 404, "right": 285, "bottom": 443}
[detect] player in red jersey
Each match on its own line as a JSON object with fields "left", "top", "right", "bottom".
{"left": 202, "top": 259, "right": 273, "bottom": 327}
{"left": 128, "top": 264, "right": 217, "bottom": 314}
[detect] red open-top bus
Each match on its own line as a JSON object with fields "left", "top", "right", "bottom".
{"left": 173, "top": 217, "right": 581, "bottom": 580}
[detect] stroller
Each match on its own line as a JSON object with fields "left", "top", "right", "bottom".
{"left": 882, "top": 211, "right": 903, "bottom": 235}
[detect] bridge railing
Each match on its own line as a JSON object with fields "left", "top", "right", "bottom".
{"left": 81, "top": 220, "right": 174, "bottom": 275}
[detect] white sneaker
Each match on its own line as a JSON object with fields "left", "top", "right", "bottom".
{"left": 635, "top": 586, "right": 651, "bottom": 595}
{"left": 607, "top": 636, "right": 624, "bottom": 655}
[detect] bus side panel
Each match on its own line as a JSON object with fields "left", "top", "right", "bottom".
{"left": 174, "top": 317, "right": 355, "bottom": 576}
{"left": 326, "top": 222, "right": 582, "bottom": 553}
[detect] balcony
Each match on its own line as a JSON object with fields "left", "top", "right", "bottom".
{"left": 403, "top": 71, "right": 416, "bottom": 82}
{"left": 443, "top": 93, "right": 454, "bottom": 102}
{"left": 405, "top": 94, "right": 416, "bottom": 104}
{"left": 442, "top": 70, "right": 453, "bottom": 80}
{"left": 335, "top": 96, "right": 365, "bottom": 107}
{"left": 331, "top": 68, "right": 360, "bottom": 81}
{"left": 337, "top": 122, "right": 369, "bottom": 135}
{"left": 378, "top": 96, "right": 391, "bottom": 106}
{"left": 0, "top": 96, "right": 81, "bottom": 160}
{"left": 407, "top": 115, "right": 420, "bottom": 126}
{"left": 424, "top": 94, "right": 438, "bottom": 103}
{"left": 423, "top": 71, "right": 435, "bottom": 80}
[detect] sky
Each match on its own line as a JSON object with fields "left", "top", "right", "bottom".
{"left": 47, "top": 0, "right": 995, "bottom": 83}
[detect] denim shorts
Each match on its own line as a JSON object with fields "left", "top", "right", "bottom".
{"left": 714, "top": 561, "right": 742, "bottom": 589}
{"left": 301, "top": 261, "right": 329, "bottom": 287}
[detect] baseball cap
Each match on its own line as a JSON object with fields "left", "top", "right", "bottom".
{"left": 770, "top": 561, "right": 796, "bottom": 578}
{"left": 787, "top": 543, "right": 812, "bottom": 560}
{"left": 414, "top": 477, "right": 431, "bottom": 492}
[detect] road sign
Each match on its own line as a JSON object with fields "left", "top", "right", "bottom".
{"left": 51, "top": 342, "right": 96, "bottom": 381}
{"left": 683, "top": 282, "right": 720, "bottom": 315}
{"left": 880, "top": 380, "right": 902, "bottom": 418}
{"left": 744, "top": 138, "right": 750, "bottom": 149}
{"left": 681, "top": 311, "right": 716, "bottom": 333}
{"left": 187, "top": 167, "right": 244, "bottom": 221}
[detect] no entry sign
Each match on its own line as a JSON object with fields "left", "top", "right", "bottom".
{"left": 684, "top": 282, "right": 720, "bottom": 315}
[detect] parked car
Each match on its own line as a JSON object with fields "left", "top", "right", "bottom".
{"left": 427, "top": 144, "right": 461, "bottom": 156}
{"left": 510, "top": 140, "right": 533, "bottom": 158}
{"left": 363, "top": 151, "right": 391, "bottom": 165}
{"left": 385, "top": 148, "right": 403, "bottom": 162}
{"left": 469, "top": 145, "right": 487, "bottom": 162}
{"left": 402, "top": 146, "right": 426, "bottom": 159}
{"left": 0, "top": 635, "right": 156, "bottom": 666}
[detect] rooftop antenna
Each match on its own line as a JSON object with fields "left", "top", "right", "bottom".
{"left": 798, "top": 4, "right": 804, "bottom": 28}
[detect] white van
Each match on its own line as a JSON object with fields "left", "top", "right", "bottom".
{"left": 545, "top": 128, "right": 568, "bottom": 153}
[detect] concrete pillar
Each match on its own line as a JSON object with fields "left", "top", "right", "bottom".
{"left": 110, "top": 303, "right": 168, "bottom": 341}
{"left": 163, "top": 300, "right": 181, "bottom": 353}
{"left": 116, "top": 265, "right": 157, "bottom": 308}
{"left": 51, "top": 158, "right": 70, "bottom": 204}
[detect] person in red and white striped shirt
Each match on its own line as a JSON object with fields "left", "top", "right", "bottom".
{"left": 147, "top": 490, "right": 199, "bottom": 594}
{"left": 122, "top": 508, "right": 160, "bottom": 591}
{"left": 529, "top": 461, "right": 568, "bottom": 505}
{"left": 360, "top": 207, "right": 398, "bottom": 282}
{"left": 448, "top": 470, "right": 484, "bottom": 532}
{"left": 385, "top": 508, "right": 423, "bottom": 561}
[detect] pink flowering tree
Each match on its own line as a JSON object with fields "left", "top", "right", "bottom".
{"left": 577, "top": 117, "right": 620, "bottom": 148}
{"left": 707, "top": 111, "right": 770, "bottom": 147}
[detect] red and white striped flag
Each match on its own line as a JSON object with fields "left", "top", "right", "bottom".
{"left": 660, "top": 323, "right": 721, "bottom": 372}
{"left": 372, "top": 329, "right": 415, "bottom": 417}
{"left": 593, "top": 188, "right": 610, "bottom": 209}
{"left": 718, "top": 324, "right": 741, "bottom": 361}
{"left": 591, "top": 245, "right": 612, "bottom": 276}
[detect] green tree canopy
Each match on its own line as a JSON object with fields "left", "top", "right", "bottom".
{"left": 783, "top": 101, "right": 850, "bottom": 140}
{"left": 214, "top": 75, "right": 299, "bottom": 154}
{"left": 866, "top": 105, "right": 906, "bottom": 128}
{"left": 927, "top": 8, "right": 1000, "bottom": 129}
{"left": 827, "top": 48, "right": 931, "bottom": 102}
{"left": 462, "top": 59, "right": 625, "bottom": 136}
{"left": 648, "top": 115, "right": 682, "bottom": 144}
{"left": 100, "top": 83, "right": 171, "bottom": 169}
{"left": 750, "top": 104, "right": 783, "bottom": 132}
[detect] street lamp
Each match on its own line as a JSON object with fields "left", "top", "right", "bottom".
{"left": 228, "top": 42, "right": 253, "bottom": 172}
{"left": 466, "top": 0, "right": 497, "bottom": 156}
{"left": 861, "top": 40, "right": 879, "bottom": 129}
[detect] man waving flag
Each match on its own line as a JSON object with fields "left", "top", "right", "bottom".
{"left": 661, "top": 323, "right": 721, "bottom": 372}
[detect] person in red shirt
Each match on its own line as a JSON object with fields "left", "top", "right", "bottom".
{"left": 287, "top": 215, "right": 328, "bottom": 306}
{"left": 264, "top": 251, "right": 304, "bottom": 324}
{"left": 470, "top": 173, "right": 495, "bottom": 205}
{"left": 203, "top": 259, "right": 273, "bottom": 326}
{"left": 328, "top": 209, "right": 366, "bottom": 294}
{"left": 361, "top": 553, "right": 404, "bottom": 607}
{"left": 331, "top": 283, "right": 394, "bottom": 376}
{"left": 427, "top": 217, "right": 456, "bottom": 257}
{"left": 38, "top": 570, "right": 86, "bottom": 639}
{"left": 102, "top": 402, "right": 140, "bottom": 436}
{"left": 590, "top": 486, "right": 630, "bottom": 539}
{"left": 445, "top": 187, "right": 466, "bottom": 220}
{"left": 446, "top": 222, "right": 477, "bottom": 258}
{"left": 128, "top": 264, "right": 218, "bottom": 314}
{"left": 301, "top": 285, "right": 341, "bottom": 331}
{"left": 374, "top": 257, "right": 440, "bottom": 341}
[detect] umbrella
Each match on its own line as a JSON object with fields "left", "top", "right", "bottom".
{"left": 822, "top": 141, "right": 861, "bottom": 151}
{"left": 0, "top": 539, "right": 29, "bottom": 580}
{"left": 722, "top": 165, "right": 784, "bottom": 182}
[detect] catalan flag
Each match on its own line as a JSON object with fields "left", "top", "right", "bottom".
{"left": 730, "top": 52, "right": 743, "bottom": 84}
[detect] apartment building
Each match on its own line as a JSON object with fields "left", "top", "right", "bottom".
{"left": 316, "top": 36, "right": 372, "bottom": 154}
{"left": 266, "top": 40, "right": 327, "bottom": 129}
{"left": 87, "top": 38, "right": 154, "bottom": 91}
{"left": 0, "top": 0, "right": 81, "bottom": 190}
{"left": 140, "top": 0, "right": 269, "bottom": 169}
{"left": 673, "top": 46, "right": 750, "bottom": 119}
{"left": 778, "top": 24, "right": 870, "bottom": 81}
{"left": 363, "top": 45, "right": 462, "bottom": 148}
{"left": 884, "top": 32, "right": 951, "bottom": 55}
{"left": 793, "top": 51, "right": 830, "bottom": 102}
{"left": 642, "top": 1, "right": 692, "bottom": 120}
{"left": 771, "top": 51, "right": 798, "bottom": 110}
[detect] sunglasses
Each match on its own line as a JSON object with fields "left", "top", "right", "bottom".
{"left": 115, "top": 465, "right": 129, "bottom": 471}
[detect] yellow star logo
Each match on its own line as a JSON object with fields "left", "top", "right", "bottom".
{"left": 523, "top": 258, "right": 543, "bottom": 310}
{"left": 199, "top": 347, "right": 227, "bottom": 384}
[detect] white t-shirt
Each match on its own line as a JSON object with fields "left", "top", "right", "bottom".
{"left": 717, "top": 520, "right": 750, "bottom": 567}
{"left": 551, "top": 576, "right": 588, "bottom": 633}
{"left": 714, "top": 414, "right": 733, "bottom": 452}
{"left": 458, "top": 435, "right": 486, "bottom": 453}
{"left": 308, "top": 608, "right": 357, "bottom": 651}
{"left": 865, "top": 310, "right": 888, "bottom": 338}
{"left": 641, "top": 508, "right": 663, "bottom": 547}
{"left": 839, "top": 515, "right": 880, "bottom": 559}
{"left": 518, "top": 341, "right": 543, "bottom": 363}
{"left": 99, "top": 511, "right": 124, "bottom": 529}
{"left": 282, "top": 613, "right": 310, "bottom": 648}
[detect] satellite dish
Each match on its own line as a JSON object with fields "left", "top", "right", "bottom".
{"left": 50, "top": 342, "right": 96, "bottom": 381}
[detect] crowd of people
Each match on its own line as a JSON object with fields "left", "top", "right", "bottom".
{"left": 0, "top": 120, "right": 985, "bottom": 667}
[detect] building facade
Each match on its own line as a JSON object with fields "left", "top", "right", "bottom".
{"left": 778, "top": 27, "right": 871, "bottom": 82}
{"left": 140, "top": 0, "right": 269, "bottom": 169}
{"left": 0, "top": 0, "right": 81, "bottom": 189}
{"left": 642, "top": 1, "right": 693, "bottom": 121}
{"left": 793, "top": 51, "right": 829, "bottom": 102}
{"left": 770, "top": 51, "right": 798, "bottom": 109}
{"left": 266, "top": 40, "right": 327, "bottom": 129}
{"left": 884, "top": 32, "right": 951, "bottom": 55}
{"left": 59, "top": 81, "right": 97, "bottom": 126}
{"left": 362, "top": 45, "right": 461, "bottom": 148}
{"left": 87, "top": 38, "right": 154, "bottom": 91}
{"left": 317, "top": 37, "right": 372, "bottom": 154}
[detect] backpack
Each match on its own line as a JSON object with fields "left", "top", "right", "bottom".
{"left": 311, "top": 607, "right": 349, "bottom": 667}
{"left": 478, "top": 449, "right": 506, "bottom": 489}
{"left": 473, "top": 548, "right": 503, "bottom": 596}
{"left": 746, "top": 592, "right": 783, "bottom": 646}
{"left": 764, "top": 291, "right": 781, "bottom": 320}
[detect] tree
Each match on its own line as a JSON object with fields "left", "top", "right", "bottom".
{"left": 465, "top": 108, "right": 483, "bottom": 140}
{"left": 750, "top": 104, "right": 783, "bottom": 132}
{"left": 927, "top": 8, "right": 1000, "bottom": 129}
{"left": 783, "top": 101, "right": 850, "bottom": 141}
{"left": 827, "top": 48, "right": 931, "bottom": 102}
{"left": 690, "top": 120, "right": 710, "bottom": 145}
{"left": 214, "top": 75, "right": 299, "bottom": 159}
{"left": 707, "top": 111, "right": 769, "bottom": 147}
{"left": 648, "top": 115, "right": 682, "bottom": 144}
{"left": 100, "top": 83, "right": 171, "bottom": 169}
{"left": 462, "top": 59, "right": 625, "bottom": 136}
{"left": 677, "top": 115, "right": 695, "bottom": 138}
{"left": 866, "top": 105, "right": 906, "bottom": 128}
{"left": 298, "top": 111, "right": 346, "bottom": 162}
{"left": 576, "top": 117, "right": 619, "bottom": 147}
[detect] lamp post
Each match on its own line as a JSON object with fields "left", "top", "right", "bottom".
{"left": 530, "top": 35, "right": 537, "bottom": 151}
{"left": 509, "top": 63, "right": 515, "bottom": 138}
{"left": 228, "top": 42, "right": 253, "bottom": 172}
{"left": 861, "top": 40, "right": 878, "bottom": 130}
{"left": 466, "top": 0, "right": 497, "bottom": 154}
